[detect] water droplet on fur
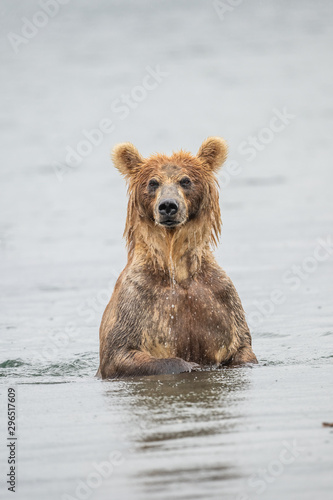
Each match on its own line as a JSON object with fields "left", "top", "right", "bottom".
{"left": 169, "top": 250, "right": 176, "bottom": 287}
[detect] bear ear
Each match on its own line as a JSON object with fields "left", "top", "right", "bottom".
{"left": 197, "top": 137, "right": 228, "bottom": 172}
{"left": 112, "top": 142, "right": 143, "bottom": 178}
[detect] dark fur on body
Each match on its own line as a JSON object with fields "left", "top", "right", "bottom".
{"left": 98, "top": 138, "right": 257, "bottom": 378}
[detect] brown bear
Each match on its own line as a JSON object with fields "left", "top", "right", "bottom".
{"left": 98, "top": 137, "right": 257, "bottom": 378}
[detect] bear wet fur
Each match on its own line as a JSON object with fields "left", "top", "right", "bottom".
{"left": 98, "top": 137, "right": 257, "bottom": 378}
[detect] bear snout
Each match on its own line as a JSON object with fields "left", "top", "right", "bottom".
{"left": 158, "top": 199, "right": 179, "bottom": 217}
{"left": 156, "top": 196, "right": 187, "bottom": 227}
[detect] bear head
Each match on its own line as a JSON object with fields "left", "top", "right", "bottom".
{"left": 112, "top": 137, "right": 228, "bottom": 255}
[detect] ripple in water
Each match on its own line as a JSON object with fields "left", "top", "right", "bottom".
{"left": 0, "top": 352, "right": 98, "bottom": 382}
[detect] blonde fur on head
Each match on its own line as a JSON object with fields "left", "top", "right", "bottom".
{"left": 112, "top": 142, "right": 143, "bottom": 178}
{"left": 111, "top": 138, "right": 225, "bottom": 275}
{"left": 197, "top": 137, "right": 228, "bottom": 172}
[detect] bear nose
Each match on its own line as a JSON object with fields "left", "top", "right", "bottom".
{"left": 158, "top": 199, "right": 179, "bottom": 216}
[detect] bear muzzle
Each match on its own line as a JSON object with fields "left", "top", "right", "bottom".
{"left": 154, "top": 184, "right": 187, "bottom": 228}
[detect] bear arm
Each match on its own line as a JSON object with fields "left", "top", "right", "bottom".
{"left": 220, "top": 277, "right": 254, "bottom": 347}
{"left": 100, "top": 349, "right": 200, "bottom": 379}
{"left": 227, "top": 345, "right": 258, "bottom": 366}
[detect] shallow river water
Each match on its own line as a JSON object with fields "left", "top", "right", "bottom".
{"left": 1, "top": 1, "right": 333, "bottom": 499}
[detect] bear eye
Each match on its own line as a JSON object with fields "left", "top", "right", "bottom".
{"left": 180, "top": 177, "right": 191, "bottom": 188}
{"left": 148, "top": 179, "right": 159, "bottom": 189}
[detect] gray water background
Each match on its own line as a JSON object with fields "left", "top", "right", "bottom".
{"left": 0, "top": 0, "right": 332, "bottom": 499}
